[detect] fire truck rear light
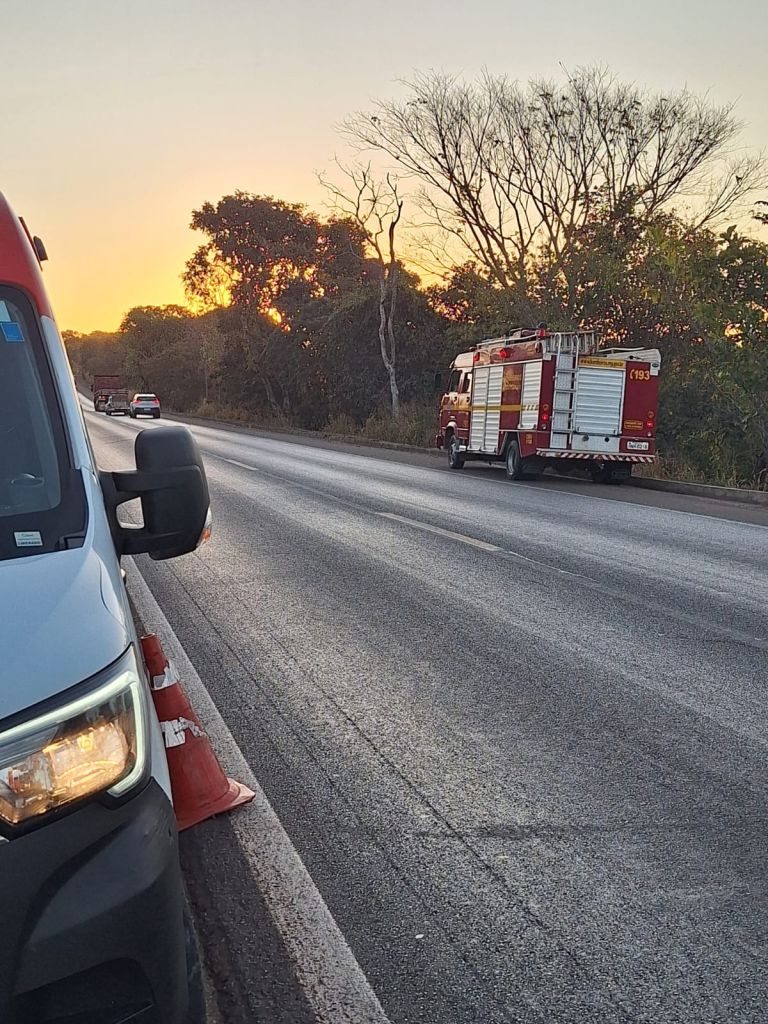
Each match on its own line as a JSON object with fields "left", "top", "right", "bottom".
{"left": 473, "top": 352, "right": 481, "bottom": 363}
{"left": 645, "top": 419, "right": 654, "bottom": 430}
{"left": 540, "top": 411, "right": 550, "bottom": 425}
{"left": 498, "top": 348, "right": 510, "bottom": 359}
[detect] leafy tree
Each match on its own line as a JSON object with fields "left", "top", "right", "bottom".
{"left": 183, "top": 193, "right": 373, "bottom": 418}
{"left": 64, "top": 330, "right": 125, "bottom": 389}
{"left": 427, "top": 264, "right": 528, "bottom": 341}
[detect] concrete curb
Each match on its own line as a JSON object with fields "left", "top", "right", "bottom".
{"left": 630, "top": 475, "right": 768, "bottom": 506}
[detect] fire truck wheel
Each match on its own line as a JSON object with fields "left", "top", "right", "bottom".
{"left": 505, "top": 440, "right": 525, "bottom": 481}
{"left": 448, "top": 435, "right": 465, "bottom": 470}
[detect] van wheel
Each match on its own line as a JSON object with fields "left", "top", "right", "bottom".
{"left": 505, "top": 440, "right": 525, "bottom": 480}
{"left": 448, "top": 435, "right": 465, "bottom": 470}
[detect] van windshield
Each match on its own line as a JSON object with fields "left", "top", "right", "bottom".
{"left": 0, "top": 287, "right": 86, "bottom": 560}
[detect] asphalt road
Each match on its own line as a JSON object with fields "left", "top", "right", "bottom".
{"left": 87, "top": 407, "right": 768, "bottom": 1024}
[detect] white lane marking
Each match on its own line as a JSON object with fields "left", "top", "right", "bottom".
{"left": 376, "top": 511, "right": 502, "bottom": 552}
{"left": 377, "top": 512, "right": 595, "bottom": 581}
{"left": 218, "top": 454, "right": 596, "bottom": 579}
{"left": 221, "top": 457, "right": 256, "bottom": 471}
{"left": 218, "top": 456, "right": 500, "bottom": 550}
{"left": 125, "top": 559, "right": 391, "bottom": 1024}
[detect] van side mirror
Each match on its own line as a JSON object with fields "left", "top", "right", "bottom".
{"left": 100, "top": 427, "right": 211, "bottom": 561}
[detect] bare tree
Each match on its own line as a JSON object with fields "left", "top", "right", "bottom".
{"left": 343, "top": 67, "right": 766, "bottom": 304}
{"left": 322, "top": 163, "right": 403, "bottom": 418}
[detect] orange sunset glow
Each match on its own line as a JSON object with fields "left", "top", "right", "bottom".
{"left": 2, "top": 0, "right": 766, "bottom": 333}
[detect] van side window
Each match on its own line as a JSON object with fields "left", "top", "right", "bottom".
{"left": 460, "top": 372, "right": 472, "bottom": 394}
{"left": 0, "top": 299, "right": 60, "bottom": 513}
{"left": 447, "top": 370, "right": 461, "bottom": 393}
{"left": 0, "top": 286, "right": 86, "bottom": 561}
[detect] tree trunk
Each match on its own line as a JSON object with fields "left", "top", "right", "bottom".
{"left": 386, "top": 360, "right": 400, "bottom": 419}
{"left": 378, "top": 269, "right": 400, "bottom": 418}
{"left": 262, "top": 374, "right": 282, "bottom": 417}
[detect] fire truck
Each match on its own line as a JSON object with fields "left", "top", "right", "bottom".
{"left": 437, "top": 327, "right": 661, "bottom": 483}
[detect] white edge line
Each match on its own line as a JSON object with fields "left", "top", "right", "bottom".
{"left": 124, "top": 557, "right": 392, "bottom": 1024}
{"left": 377, "top": 511, "right": 502, "bottom": 552}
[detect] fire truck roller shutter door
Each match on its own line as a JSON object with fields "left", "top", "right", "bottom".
{"left": 469, "top": 366, "right": 490, "bottom": 452}
{"left": 573, "top": 365, "right": 625, "bottom": 453}
{"left": 519, "top": 361, "right": 543, "bottom": 430}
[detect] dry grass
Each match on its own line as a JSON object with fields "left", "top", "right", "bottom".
{"left": 635, "top": 454, "right": 766, "bottom": 491}
{"left": 188, "top": 399, "right": 437, "bottom": 449}
{"left": 189, "top": 400, "right": 293, "bottom": 431}
{"left": 349, "top": 403, "right": 436, "bottom": 448}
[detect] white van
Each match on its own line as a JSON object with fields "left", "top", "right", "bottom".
{"left": 0, "top": 195, "right": 208, "bottom": 1022}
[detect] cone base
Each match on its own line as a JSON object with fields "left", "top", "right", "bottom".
{"left": 177, "top": 777, "right": 255, "bottom": 832}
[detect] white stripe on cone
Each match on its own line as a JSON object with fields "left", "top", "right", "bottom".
{"left": 161, "top": 716, "right": 206, "bottom": 748}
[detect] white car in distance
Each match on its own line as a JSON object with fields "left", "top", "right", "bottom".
{"left": 130, "top": 393, "right": 161, "bottom": 419}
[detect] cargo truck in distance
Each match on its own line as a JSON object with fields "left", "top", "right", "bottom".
{"left": 437, "top": 327, "right": 661, "bottom": 483}
{"left": 92, "top": 374, "right": 124, "bottom": 411}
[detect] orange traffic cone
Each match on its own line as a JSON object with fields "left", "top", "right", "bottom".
{"left": 141, "top": 633, "right": 254, "bottom": 831}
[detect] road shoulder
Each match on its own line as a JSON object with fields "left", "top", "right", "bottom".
{"left": 126, "top": 558, "right": 391, "bottom": 1024}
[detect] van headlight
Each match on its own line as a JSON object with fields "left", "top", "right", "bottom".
{"left": 0, "top": 648, "right": 148, "bottom": 827}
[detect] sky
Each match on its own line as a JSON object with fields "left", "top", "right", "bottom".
{"left": 2, "top": 0, "right": 766, "bottom": 332}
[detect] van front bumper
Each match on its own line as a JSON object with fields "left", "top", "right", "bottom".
{"left": 2, "top": 780, "right": 189, "bottom": 1024}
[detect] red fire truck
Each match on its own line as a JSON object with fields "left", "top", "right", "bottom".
{"left": 437, "top": 327, "right": 661, "bottom": 483}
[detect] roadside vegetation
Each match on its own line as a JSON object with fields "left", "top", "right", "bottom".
{"left": 66, "top": 67, "right": 768, "bottom": 488}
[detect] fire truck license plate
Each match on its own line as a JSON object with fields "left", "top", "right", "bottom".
{"left": 627, "top": 441, "right": 650, "bottom": 451}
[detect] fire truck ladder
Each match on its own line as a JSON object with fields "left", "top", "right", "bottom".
{"left": 549, "top": 332, "right": 597, "bottom": 449}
